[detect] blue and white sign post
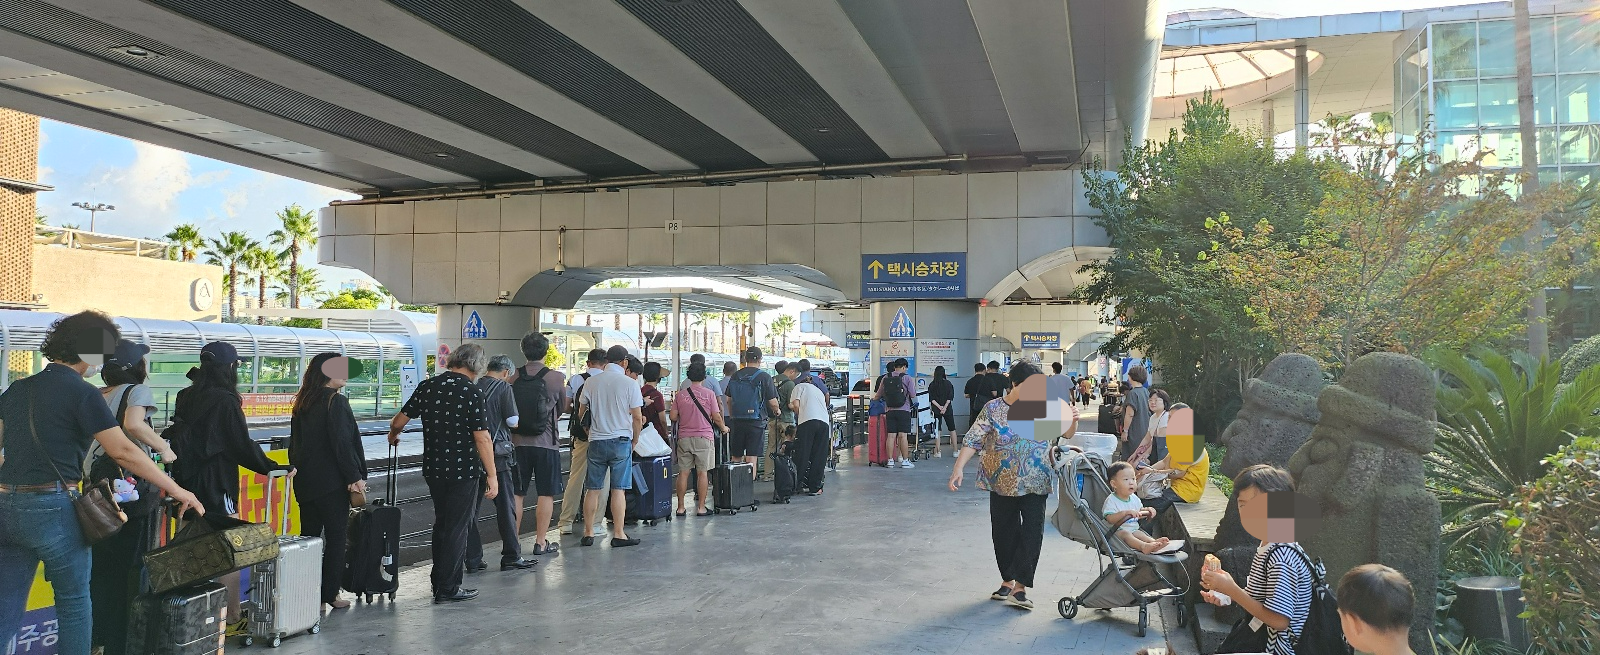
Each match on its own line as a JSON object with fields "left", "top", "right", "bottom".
{"left": 462, "top": 310, "right": 488, "bottom": 340}
{"left": 861, "top": 252, "right": 967, "bottom": 299}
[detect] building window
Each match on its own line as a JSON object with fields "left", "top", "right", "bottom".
{"left": 1558, "top": 16, "right": 1600, "bottom": 73}
{"left": 1435, "top": 80, "right": 1480, "bottom": 129}
{"left": 1434, "top": 22, "right": 1480, "bottom": 79}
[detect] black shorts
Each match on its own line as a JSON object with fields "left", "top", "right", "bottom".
{"left": 730, "top": 420, "right": 765, "bottom": 458}
{"left": 513, "top": 445, "right": 562, "bottom": 498}
{"left": 885, "top": 410, "right": 913, "bottom": 434}
{"left": 933, "top": 409, "right": 955, "bottom": 431}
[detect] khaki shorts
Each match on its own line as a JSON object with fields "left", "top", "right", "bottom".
{"left": 675, "top": 436, "right": 715, "bottom": 474}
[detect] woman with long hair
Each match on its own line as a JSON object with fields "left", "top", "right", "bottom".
{"left": 927, "top": 366, "right": 956, "bottom": 457}
{"left": 168, "top": 341, "right": 290, "bottom": 627}
{"left": 288, "top": 352, "right": 367, "bottom": 609}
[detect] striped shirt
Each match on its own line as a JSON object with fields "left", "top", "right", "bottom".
{"left": 1243, "top": 543, "right": 1316, "bottom": 655}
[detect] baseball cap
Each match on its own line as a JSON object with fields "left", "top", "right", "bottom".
{"left": 200, "top": 341, "right": 240, "bottom": 366}
{"left": 744, "top": 346, "right": 763, "bottom": 361}
{"left": 107, "top": 339, "right": 151, "bottom": 370}
{"left": 605, "top": 344, "right": 630, "bottom": 363}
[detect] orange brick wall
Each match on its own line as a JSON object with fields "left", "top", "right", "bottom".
{"left": 0, "top": 109, "right": 40, "bottom": 304}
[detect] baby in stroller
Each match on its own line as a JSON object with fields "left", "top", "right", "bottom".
{"left": 1103, "top": 462, "right": 1172, "bottom": 555}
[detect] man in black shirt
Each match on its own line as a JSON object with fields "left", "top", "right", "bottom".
{"left": 963, "top": 362, "right": 989, "bottom": 431}
{"left": 389, "top": 344, "right": 497, "bottom": 604}
{"left": 986, "top": 361, "right": 1011, "bottom": 401}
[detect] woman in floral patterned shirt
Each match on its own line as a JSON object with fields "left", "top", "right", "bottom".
{"left": 948, "top": 362, "right": 1077, "bottom": 610}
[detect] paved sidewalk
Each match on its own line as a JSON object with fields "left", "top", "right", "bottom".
{"left": 272, "top": 451, "right": 1167, "bottom": 654}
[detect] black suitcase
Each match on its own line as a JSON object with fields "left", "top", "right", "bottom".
{"left": 712, "top": 433, "right": 758, "bottom": 515}
{"left": 125, "top": 581, "right": 227, "bottom": 655}
{"left": 344, "top": 445, "right": 401, "bottom": 603}
{"left": 1097, "top": 403, "right": 1119, "bottom": 435}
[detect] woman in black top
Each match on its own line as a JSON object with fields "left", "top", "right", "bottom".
{"left": 168, "top": 341, "right": 288, "bottom": 624}
{"left": 927, "top": 366, "right": 956, "bottom": 457}
{"left": 288, "top": 352, "right": 367, "bottom": 609}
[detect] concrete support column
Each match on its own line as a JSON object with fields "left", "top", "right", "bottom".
{"left": 437, "top": 304, "right": 542, "bottom": 368}
{"left": 1294, "top": 43, "right": 1310, "bottom": 150}
{"left": 869, "top": 301, "right": 979, "bottom": 424}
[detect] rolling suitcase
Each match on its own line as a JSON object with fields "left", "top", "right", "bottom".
{"left": 1097, "top": 403, "right": 1118, "bottom": 435}
{"left": 631, "top": 455, "right": 674, "bottom": 525}
{"left": 712, "top": 433, "right": 758, "bottom": 515}
{"left": 345, "top": 445, "right": 402, "bottom": 603}
{"left": 770, "top": 449, "right": 798, "bottom": 504}
{"left": 242, "top": 470, "right": 323, "bottom": 648}
{"left": 125, "top": 581, "right": 228, "bottom": 655}
{"left": 868, "top": 414, "right": 890, "bottom": 466}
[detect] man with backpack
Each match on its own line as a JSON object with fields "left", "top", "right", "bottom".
{"left": 508, "top": 333, "right": 568, "bottom": 555}
{"left": 764, "top": 361, "right": 796, "bottom": 482}
{"left": 558, "top": 349, "right": 607, "bottom": 536}
{"left": 874, "top": 358, "right": 917, "bottom": 469}
{"left": 724, "top": 347, "right": 779, "bottom": 481}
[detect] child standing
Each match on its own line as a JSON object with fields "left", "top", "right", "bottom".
{"left": 1337, "top": 564, "right": 1417, "bottom": 655}
{"left": 1103, "top": 462, "right": 1171, "bottom": 554}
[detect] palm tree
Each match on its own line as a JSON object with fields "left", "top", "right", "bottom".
{"left": 690, "top": 313, "right": 712, "bottom": 351}
{"left": 274, "top": 268, "right": 325, "bottom": 307}
{"left": 269, "top": 205, "right": 318, "bottom": 308}
{"left": 718, "top": 313, "right": 729, "bottom": 353}
{"left": 204, "top": 231, "right": 257, "bottom": 322}
{"left": 242, "top": 245, "right": 281, "bottom": 325}
{"left": 770, "top": 314, "right": 798, "bottom": 357}
{"left": 165, "top": 224, "right": 204, "bottom": 261}
{"left": 376, "top": 285, "right": 398, "bottom": 309}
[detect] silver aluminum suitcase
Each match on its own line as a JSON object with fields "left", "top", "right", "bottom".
{"left": 243, "top": 470, "right": 324, "bottom": 648}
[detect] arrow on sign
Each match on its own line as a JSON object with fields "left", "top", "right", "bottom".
{"left": 868, "top": 260, "right": 884, "bottom": 279}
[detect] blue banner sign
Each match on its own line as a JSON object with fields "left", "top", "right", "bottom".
{"left": 861, "top": 252, "right": 967, "bottom": 299}
{"left": 1021, "top": 332, "right": 1061, "bottom": 349}
{"left": 845, "top": 330, "right": 871, "bottom": 349}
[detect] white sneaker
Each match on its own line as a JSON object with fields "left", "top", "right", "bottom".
{"left": 901, "top": 460, "right": 915, "bottom": 469}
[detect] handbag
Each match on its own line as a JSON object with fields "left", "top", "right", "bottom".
{"left": 143, "top": 513, "right": 279, "bottom": 593}
{"left": 1216, "top": 615, "right": 1270, "bottom": 653}
{"left": 85, "top": 385, "right": 161, "bottom": 518}
{"left": 867, "top": 399, "right": 887, "bottom": 417}
{"left": 1135, "top": 468, "right": 1177, "bottom": 499}
{"left": 27, "top": 387, "right": 126, "bottom": 545}
{"left": 634, "top": 424, "right": 671, "bottom": 458}
{"left": 349, "top": 488, "right": 368, "bottom": 507}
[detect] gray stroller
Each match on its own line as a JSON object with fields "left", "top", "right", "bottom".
{"left": 1050, "top": 448, "right": 1188, "bottom": 637}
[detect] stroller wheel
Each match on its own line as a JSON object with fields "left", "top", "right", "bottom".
{"left": 1058, "top": 597, "right": 1078, "bottom": 619}
{"left": 1137, "top": 604, "right": 1148, "bottom": 637}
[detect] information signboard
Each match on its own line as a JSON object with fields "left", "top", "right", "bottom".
{"left": 861, "top": 252, "right": 966, "bottom": 299}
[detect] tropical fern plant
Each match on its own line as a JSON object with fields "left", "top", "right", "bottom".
{"left": 1423, "top": 346, "right": 1600, "bottom": 549}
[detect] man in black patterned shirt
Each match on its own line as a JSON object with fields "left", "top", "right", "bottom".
{"left": 388, "top": 343, "right": 498, "bottom": 603}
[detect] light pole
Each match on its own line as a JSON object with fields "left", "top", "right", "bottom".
{"left": 70, "top": 202, "right": 114, "bottom": 232}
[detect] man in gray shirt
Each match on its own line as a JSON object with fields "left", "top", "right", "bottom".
{"left": 467, "top": 355, "right": 537, "bottom": 571}
{"left": 1119, "top": 365, "right": 1153, "bottom": 463}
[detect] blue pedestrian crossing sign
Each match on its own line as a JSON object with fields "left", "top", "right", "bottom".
{"left": 888, "top": 307, "right": 915, "bottom": 338}
{"left": 462, "top": 310, "right": 488, "bottom": 339}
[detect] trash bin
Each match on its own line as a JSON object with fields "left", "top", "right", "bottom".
{"left": 1452, "top": 576, "right": 1530, "bottom": 650}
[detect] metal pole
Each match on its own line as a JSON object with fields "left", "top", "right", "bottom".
{"left": 671, "top": 295, "right": 682, "bottom": 389}
{"left": 1295, "top": 44, "right": 1310, "bottom": 150}
{"left": 1514, "top": 0, "right": 1548, "bottom": 359}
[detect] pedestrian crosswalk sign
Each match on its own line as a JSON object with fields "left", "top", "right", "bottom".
{"left": 463, "top": 310, "right": 488, "bottom": 339}
{"left": 889, "top": 307, "right": 914, "bottom": 338}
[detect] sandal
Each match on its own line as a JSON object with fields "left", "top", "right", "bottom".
{"left": 675, "top": 510, "right": 687, "bottom": 518}
{"left": 695, "top": 509, "right": 713, "bottom": 517}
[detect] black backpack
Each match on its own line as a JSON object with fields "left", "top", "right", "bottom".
{"left": 881, "top": 372, "right": 908, "bottom": 408}
{"left": 569, "top": 373, "right": 592, "bottom": 442}
{"left": 1277, "top": 545, "right": 1353, "bottom": 655}
{"left": 510, "top": 367, "right": 554, "bottom": 438}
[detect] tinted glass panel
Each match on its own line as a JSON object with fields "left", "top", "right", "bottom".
{"left": 1433, "top": 22, "right": 1478, "bottom": 79}
{"left": 1478, "top": 20, "right": 1516, "bottom": 78}
{"left": 1559, "top": 73, "right": 1600, "bottom": 123}
{"left": 1435, "top": 81, "right": 1479, "bottom": 129}
{"left": 1559, "top": 16, "right": 1600, "bottom": 73}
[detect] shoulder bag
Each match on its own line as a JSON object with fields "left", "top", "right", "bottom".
{"left": 27, "top": 386, "right": 126, "bottom": 545}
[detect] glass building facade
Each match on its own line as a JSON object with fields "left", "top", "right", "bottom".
{"left": 1396, "top": 13, "right": 1600, "bottom": 186}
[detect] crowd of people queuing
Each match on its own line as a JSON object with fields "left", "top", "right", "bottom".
{"left": 0, "top": 313, "right": 1410, "bottom": 655}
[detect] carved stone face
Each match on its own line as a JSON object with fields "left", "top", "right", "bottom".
{"left": 1217, "top": 353, "right": 1326, "bottom": 478}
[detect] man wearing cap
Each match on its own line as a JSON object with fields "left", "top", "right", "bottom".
{"left": 558, "top": 348, "right": 607, "bottom": 536}
{"left": 641, "top": 361, "right": 670, "bottom": 443}
{"left": 576, "top": 345, "right": 644, "bottom": 548}
{"left": 724, "top": 347, "right": 780, "bottom": 480}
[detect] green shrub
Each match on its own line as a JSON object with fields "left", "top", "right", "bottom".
{"left": 1557, "top": 334, "right": 1600, "bottom": 384}
{"left": 1507, "top": 437, "right": 1600, "bottom": 655}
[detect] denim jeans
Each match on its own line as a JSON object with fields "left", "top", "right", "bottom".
{"left": 584, "top": 438, "right": 633, "bottom": 491}
{"left": 0, "top": 490, "right": 93, "bottom": 655}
